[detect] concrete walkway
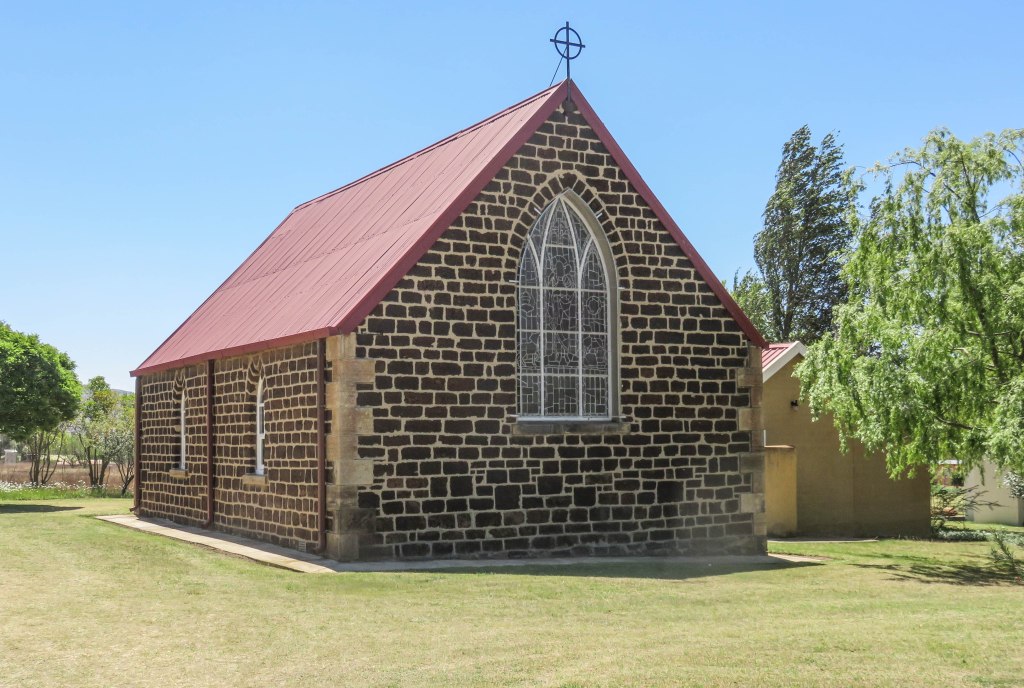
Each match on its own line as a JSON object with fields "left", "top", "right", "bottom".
{"left": 97, "top": 514, "right": 340, "bottom": 573}
{"left": 98, "top": 514, "right": 820, "bottom": 573}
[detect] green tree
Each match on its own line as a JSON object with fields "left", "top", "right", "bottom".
{"left": 25, "top": 425, "right": 71, "bottom": 485}
{"left": 105, "top": 394, "right": 136, "bottom": 496}
{"left": 729, "top": 270, "right": 777, "bottom": 341}
{"left": 0, "top": 323, "right": 81, "bottom": 469}
{"left": 753, "top": 126, "right": 854, "bottom": 342}
{"left": 71, "top": 376, "right": 121, "bottom": 487}
{"left": 799, "top": 128, "right": 1024, "bottom": 476}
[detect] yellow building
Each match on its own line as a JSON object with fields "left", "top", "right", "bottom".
{"left": 762, "top": 342, "right": 931, "bottom": 538}
{"left": 965, "top": 461, "right": 1024, "bottom": 526}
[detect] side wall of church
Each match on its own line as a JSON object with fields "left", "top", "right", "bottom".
{"left": 136, "top": 364, "right": 210, "bottom": 526}
{"left": 136, "top": 342, "right": 322, "bottom": 550}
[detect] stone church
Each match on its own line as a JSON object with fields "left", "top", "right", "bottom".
{"left": 131, "top": 80, "right": 768, "bottom": 561}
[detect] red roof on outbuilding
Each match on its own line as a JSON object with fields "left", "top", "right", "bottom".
{"left": 761, "top": 341, "right": 807, "bottom": 382}
{"left": 761, "top": 342, "right": 796, "bottom": 370}
{"left": 133, "top": 81, "right": 764, "bottom": 376}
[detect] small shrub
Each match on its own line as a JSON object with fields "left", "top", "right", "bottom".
{"left": 932, "top": 528, "right": 990, "bottom": 542}
{"left": 930, "top": 484, "right": 1000, "bottom": 530}
{"left": 989, "top": 531, "right": 1024, "bottom": 583}
{"left": 933, "top": 527, "right": 1024, "bottom": 547}
{"left": 1003, "top": 471, "right": 1024, "bottom": 501}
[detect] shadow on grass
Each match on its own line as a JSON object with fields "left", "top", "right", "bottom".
{"left": 855, "top": 561, "right": 1016, "bottom": 586}
{"left": 0, "top": 503, "right": 83, "bottom": 514}
{"left": 411, "top": 559, "right": 821, "bottom": 581}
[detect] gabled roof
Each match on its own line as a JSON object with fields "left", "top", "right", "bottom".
{"left": 133, "top": 80, "right": 765, "bottom": 376}
{"left": 762, "top": 342, "right": 807, "bottom": 381}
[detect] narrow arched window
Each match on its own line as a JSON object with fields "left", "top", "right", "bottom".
{"left": 255, "top": 378, "right": 266, "bottom": 476}
{"left": 178, "top": 392, "right": 187, "bottom": 470}
{"left": 517, "top": 195, "right": 612, "bottom": 420}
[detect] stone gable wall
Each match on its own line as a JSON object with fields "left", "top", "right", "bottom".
{"left": 341, "top": 105, "right": 765, "bottom": 559}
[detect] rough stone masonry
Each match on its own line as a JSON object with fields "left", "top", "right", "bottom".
{"left": 136, "top": 104, "right": 766, "bottom": 561}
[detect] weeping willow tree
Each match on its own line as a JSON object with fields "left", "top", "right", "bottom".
{"left": 798, "top": 128, "right": 1024, "bottom": 476}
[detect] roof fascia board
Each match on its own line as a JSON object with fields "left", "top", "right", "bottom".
{"left": 131, "top": 212, "right": 300, "bottom": 376}
{"left": 132, "top": 327, "right": 335, "bottom": 377}
{"left": 763, "top": 342, "right": 807, "bottom": 382}
{"left": 568, "top": 83, "right": 768, "bottom": 348}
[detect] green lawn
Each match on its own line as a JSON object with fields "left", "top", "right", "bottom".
{"left": 1, "top": 499, "right": 1022, "bottom": 688}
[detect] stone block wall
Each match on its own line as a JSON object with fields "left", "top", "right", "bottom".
{"left": 137, "top": 104, "right": 766, "bottom": 561}
{"left": 137, "top": 364, "right": 208, "bottom": 525}
{"left": 137, "top": 342, "right": 322, "bottom": 550}
{"left": 338, "top": 105, "right": 765, "bottom": 560}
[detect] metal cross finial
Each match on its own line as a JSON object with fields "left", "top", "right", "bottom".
{"left": 550, "top": 21, "right": 584, "bottom": 104}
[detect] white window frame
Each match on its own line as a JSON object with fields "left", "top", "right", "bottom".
{"left": 516, "top": 193, "right": 616, "bottom": 421}
{"left": 254, "top": 378, "right": 266, "bottom": 476}
{"left": 178, "top": 392, "right": 187, "bottom": 470}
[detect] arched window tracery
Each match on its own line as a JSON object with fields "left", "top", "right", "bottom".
{"left": 517, "top": 195, "right": 612, "bottom": 420}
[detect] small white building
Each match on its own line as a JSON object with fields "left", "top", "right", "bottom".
{"left": 965, "top": 461, "right": 1024, "bottom": 526}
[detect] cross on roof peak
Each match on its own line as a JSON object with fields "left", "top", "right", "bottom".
{"left": 549, "top": 21, "right": 584, "bottom": 105}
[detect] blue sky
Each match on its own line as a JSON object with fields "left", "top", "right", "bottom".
{"left": 2, "top": 1, "right": 1021, "bottom": 390}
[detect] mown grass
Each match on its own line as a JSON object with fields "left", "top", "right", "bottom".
{"left": 958, "top": 520, "right": 1024, "bottom": 534}
{"left": 1, "top": 499, "right": 1022, "bottom": 687}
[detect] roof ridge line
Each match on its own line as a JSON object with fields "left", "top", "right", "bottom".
{"left": 293, "top": 82, "right": 565, "bottom": 212}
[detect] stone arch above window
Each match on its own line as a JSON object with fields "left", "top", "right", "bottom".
{"left": 517, "top": 194, "right": 614, "bottom": 420}
{"left": 245, "top": 358, "right": 263, "bottom": 390}
{"left": 172, "top": 372, "right": 187, "bottom": 471}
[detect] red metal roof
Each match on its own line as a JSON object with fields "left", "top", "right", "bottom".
{"left": 761, "top": 343, "right": 796, "bottom": 370}
{"left": 761, "top": 341, "right": 807, "bottom": 382}
{"left": 133, "top": 80, "right": 764, "bottom": 376}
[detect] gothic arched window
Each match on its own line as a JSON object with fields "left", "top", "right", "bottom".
{"left": 517, "top": 195, "right": 612, "bottom": 420}
{"left": 255, "top": 378, "right": 266, "bottom": 476}
{"left": 178, "top": 391, "right": 187, "bottom": 471}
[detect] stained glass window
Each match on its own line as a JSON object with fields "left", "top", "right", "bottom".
{"left": 517, "top": 196, "right": 611, "bottom": 419}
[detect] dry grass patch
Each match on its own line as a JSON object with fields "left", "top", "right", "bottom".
{"left": 0, "top": 461, "right": 125, "bottom": 490}
{"left": 1, "top": 500, "right": 1022, "bottom": 687}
